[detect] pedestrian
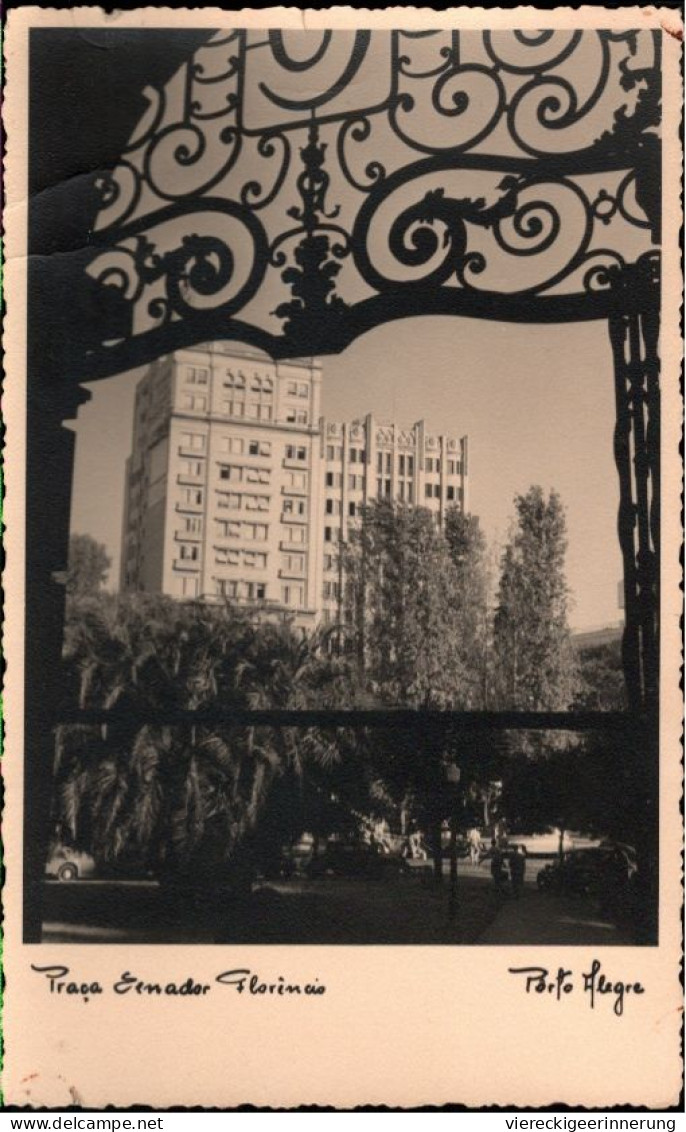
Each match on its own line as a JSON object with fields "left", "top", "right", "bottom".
{"left": 490, "top": 840, "right": 508, "bottom": 896}
{"left": 509, "top": 844, "right": 527, "bottom": 899}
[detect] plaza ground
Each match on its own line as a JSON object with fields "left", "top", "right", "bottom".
{"left": 42, "top": 858, "right": 633, "bottom": 946}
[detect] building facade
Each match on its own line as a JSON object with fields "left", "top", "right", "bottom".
{"left": 120, "top": 344, "right": 469, "bottom": 625}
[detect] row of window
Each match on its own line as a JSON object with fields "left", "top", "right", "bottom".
{"left": 215, "top": 548, "right": 267, "bottom": 569}
{"left": 217, "top": 492, "right": 270, "bottom": 512}
{"left": 219, "top": 465, "right": 270, "bottom": 485}
{"left": 425, "top": 484, "right": 462, "bottom": 500}
{"left": 286, "top": 380, "right": 310, "bottom": 398}
{"left": 326, "top": 445, "right": 366, "bottom": 462}
{"left": 216, "top": 579, "right": 267, "bottom": 601}
{"left": 325, "top": 499, "right": 359, "bottom": 517}
{"left": 224, "top": 370, "right": 273, "bottom": 393}
{"left": 216, "top": 520, "right": 269, "bottom": 541}
{"left": 180, "top": 434, "right": 273, "bottom": 458}
{"left": 182, "top": 397, "right": 309, "bottom": 426}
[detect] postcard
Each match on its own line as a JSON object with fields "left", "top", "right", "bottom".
{"left": 3, "top": 4, "right": 683, "bottom": 1109}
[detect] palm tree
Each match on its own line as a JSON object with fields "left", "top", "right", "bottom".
{"left": 54, "top": 595, "right": 362, "bottom": 899}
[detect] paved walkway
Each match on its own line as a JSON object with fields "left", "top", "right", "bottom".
{"left": 478, "top": 884, "right": 634, "bottom": 945}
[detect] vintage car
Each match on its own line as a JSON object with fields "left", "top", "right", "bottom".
{"left": 45, "top": 844, "right": 97, "bottom": 882}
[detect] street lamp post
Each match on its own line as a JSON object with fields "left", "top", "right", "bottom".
{"left": 445, "top": 763, "right": 461, "bottom": 919}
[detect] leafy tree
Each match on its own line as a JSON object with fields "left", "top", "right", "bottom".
{"left": 493, "top": 487, "right": 579, "bottom": 712}
{"left": 342, "top": 500, "right": 467, "bottom": 709}
{"left": 574, "top": 639, "right": 627, "bottom": 711}
{"left": 66, "top": 533, "right": 111, "bottom": 596}
{"left": 444, "top": 508, "right": 491, "bottom": 709}
{"left": 341, "top": 501, "right": 475, "bottom": 879}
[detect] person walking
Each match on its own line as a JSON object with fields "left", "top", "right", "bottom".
{"left": 509, "top": 844, "right": 527, "bottom": 899}
{"left": 490, "top": 840, "right": 508, "bottom": 896}
{"left": 468, "top": 827, "right": 482, "bottom": 865}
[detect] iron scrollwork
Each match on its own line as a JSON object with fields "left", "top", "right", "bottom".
{"left": 82, "top": 26, "right": 660, "bottom": 376}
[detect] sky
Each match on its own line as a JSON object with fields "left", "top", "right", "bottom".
{"left": 69, "top": 313, "right": 623, "bottom": 632}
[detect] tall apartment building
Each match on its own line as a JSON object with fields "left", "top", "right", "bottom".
{"left": 120, "top": 342, "right": 324, "bottom": 625}
{"left": 120, "top": 344, "right": 469, "bottom": 625}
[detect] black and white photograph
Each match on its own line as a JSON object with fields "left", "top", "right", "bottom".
{"left": 21, "top": 19, "right": 665, "bottom": 950}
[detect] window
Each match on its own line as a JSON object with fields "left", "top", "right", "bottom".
{"left": 407, "top": 455, "right": 414, "bottom": 475}
{"left": 323, "top": 554, "right": 335, "bottom": 571}
{"left": 447, "top": 460, "right": 455, "bottom": 475}
{"left": 225, "top": 370, "right": 245, "bottom": 389}
{"left": 324, "top": 526, "right": 334, "bottom": 543}
{"left": 282, "top": 553, "right": 304, "bottom": 575}
{"left": 180, "top": 432, "right": 205, "bottom": 451}
{"left": 285, "top": 445, "right": 307, "bottom": 461}
{"left": 186, "top": 366, "right": 208, "bottom": 385}
{"left": 244, "top": 551, "right": 267, "bottom": 569}
{"left": 283, "top": 499, "right": 305, "bottom": 516}
{"left": 223, "top": 400, "right": 244, "bottom": 417}
{"left": 246, "top": 522, "right": 268, "bottom": 541}
{"left": 179, "top": 544, "right": 199, "bottom": 561}
{"left": 246, "top": 468, "right": 270, "bottom": 485}
{"left": 216, "top": 578, "right": 238, "bottom": 598}
{"left": 447, "top": 485, "right": 455, "bottom": 501}
{"left": 216, "top": 520, "right": 241, "bottom": 539}
{"left": 377, "top": 452, "right": 383, "bottom": 474}
{"left": 180, "top": 576, "right": 198, "bottom": 598}
{"left": 254, "top": 583, "right": 266, "bottom": 601}
{"left": 180, "top": 488, "right": 203, "bottom": 506}
{"left": 286, "top": 408, "right": 308, "bottom": 425}
{"left": 326, "top": 444, "right": 342, "bottom": 461}
{"left": 182, "top": 394, "right": 207, "bottom": 412}
{"left": 286, "top": 470, "right": 307, "bottom": 490}
{"left": 217, "top": 492, "right": 241, "bottom": 510}
{"left": 349, "top": 448, "right": 357, "bottom": 464}
{"left": 298, "top": 382, "right": 309, "bottom": 398}
{"left": 426, "top": 457, "right": 442, "bottom": 474}
{"left": 246, "top": 403, "right": 260, "bottom": 420}
{"left": 215, "top": 547, "right": 240, "bottom": 566}
{"left": 287, "top": 526, "right": 305, "bottom": 545}
{"left": 259, "top": 441, "right": 271, "bottom": 456}
{"left": 282, "top": 584, "right": 304, "bottom": 607}
{"left": 245, "top": 494, "right": 269, "bottom": 512}
{"left": 398, "top": 455, "right": 405, "bottom": 476}
{"left": 183, "top": 517, "right": 202, "bottom": 534}
{"left": 323, "top": 581, "right": 340, "bottom": 600}
{"left": 286, "top": 380, "right": 298, "bottom": 396}
{"left": 249, "top": 441, "right": 259, "bottom": 456}
{"left": 179, "top": 459, "right": 203, "bottom": 478}
{"left": 349, "top": 502, "right": 356, "bottom": 517}
{"left": 326, "top": 472, "right": 334, "bottom": 487}
{"left": 219, "top": 465, "right": 242, "bottom": 483}
{"left": 384, "top": 479, "right": 391, "bottom": 498}
{"left": 221, "top": 437, "right": 244, "bottom": 455}
{"left": 326, "top": 499, "right": 341, "bottom": 515}
{"left": 407, "top": 483, "right": 414, "bottom": 503}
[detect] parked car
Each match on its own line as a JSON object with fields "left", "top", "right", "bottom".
{"left": 307, "top": 840, "right": 405, "bottom": 879}
{"left": 45, "top": 845, "right": 97, "bottom": 882}
{"left": 537, "top": 845, "right": 637, "bottom": 896}
{"left": 508, "top": 829, "right": 573, "bottom": 856}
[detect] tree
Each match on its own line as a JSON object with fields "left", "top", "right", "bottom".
{"left": 54, "top": 594, "right": 360, "bottom": 904}
{"left": 574, "top": 639, "right": 627, "bottom": 711}
{"left": 66, "top": 533, "right": 111, "bottom": 596}
{"left": 341, "top": 501, "right": 472, "bottom": 881}
{"left": 444, "top": 508, "right": 491, "bottom": 709}
{"left": 342, "top": 500, "right": 467, "bottom": 709}
{"left": 493, "top": 487, "right": 579, "bottom": 712}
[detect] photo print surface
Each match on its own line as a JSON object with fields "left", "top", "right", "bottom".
{"left": 23, "top": 22, "right": 663, "bottom": 950}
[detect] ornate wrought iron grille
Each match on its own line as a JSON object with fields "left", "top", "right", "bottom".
{"left": 82, "top": 28, "right": 661, "bottom": 377}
